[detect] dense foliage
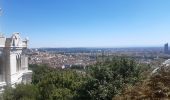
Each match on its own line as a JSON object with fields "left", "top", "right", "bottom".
{"left": 114, "top": 67, "right": 170, "bottom": 100}
{"left": 3, "top": 84, "right": 39, "bottom": 100}
{"left": 31, "top": 64, "right": 86, "bottom": 100}
{"left": 3, "top": 57, "right": 145, "bottom": 100}
{"left": 76, "top": 57, "right": 142, "bottom": 100}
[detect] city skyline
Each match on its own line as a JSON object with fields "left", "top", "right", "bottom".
{"left": 0, "top": 0, "right": 170, "bottom": 48}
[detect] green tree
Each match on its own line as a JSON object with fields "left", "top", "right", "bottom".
{"left": 76, "top": 57, "right": 142, "bottom": 100}
{"left": 30, "top": 64, "right": 86, "bottom": 100}
{"left": 3, "top": 84, "right": 39, "bottom": 100}
{"left": 114, "top": 67, "right": 170, "bottom": 100}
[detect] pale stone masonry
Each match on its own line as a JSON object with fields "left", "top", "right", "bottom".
{"left": 0, "top": 33, "right": 32, "bottom": 92}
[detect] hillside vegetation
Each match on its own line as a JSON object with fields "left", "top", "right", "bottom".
{"left": 114, "top": 67, "right": 170, "bottom": 100}
{"left": 3, "top": 57, "right": 152, "bottom": 100}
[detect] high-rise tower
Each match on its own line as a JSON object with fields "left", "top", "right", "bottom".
{"left": 164, "top": 43, "right": 169, "bottom": 54}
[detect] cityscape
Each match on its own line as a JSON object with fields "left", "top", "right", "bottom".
{"left": 1, "top": 0, "right": 170, "bottom": 100}
{"left": 28, "top": 46, "right": 170, "bottom": 69}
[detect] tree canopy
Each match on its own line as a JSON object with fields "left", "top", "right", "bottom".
{"left": 3, "top": 57, "right": 147, "bottom": 100}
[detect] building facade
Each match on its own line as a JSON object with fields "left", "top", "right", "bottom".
{"left": 0, "top": 33, "right": 32, "bottom": 92}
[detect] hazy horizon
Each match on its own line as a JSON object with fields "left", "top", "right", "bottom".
{"left": 31, "top": 46, "right": 165, "bottom": 49}
{"left": 0, "top": 0, "right": 170, "bottom": 48}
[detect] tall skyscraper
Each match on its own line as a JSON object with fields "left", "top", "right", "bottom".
{"left": 164, "top": 43, "right": 169, "bottom": 54}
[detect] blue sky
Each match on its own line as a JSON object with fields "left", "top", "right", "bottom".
{"left": 0, "top": 0, "right": 170, "bottom": 48}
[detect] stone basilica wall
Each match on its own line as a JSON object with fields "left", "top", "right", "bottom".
{"left": 0, "top": 33, "right": 32, "bottom": 92}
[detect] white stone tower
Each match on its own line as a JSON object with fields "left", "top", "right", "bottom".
{"left": 0, "top": 33, "right": 32, "bottom": 92}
